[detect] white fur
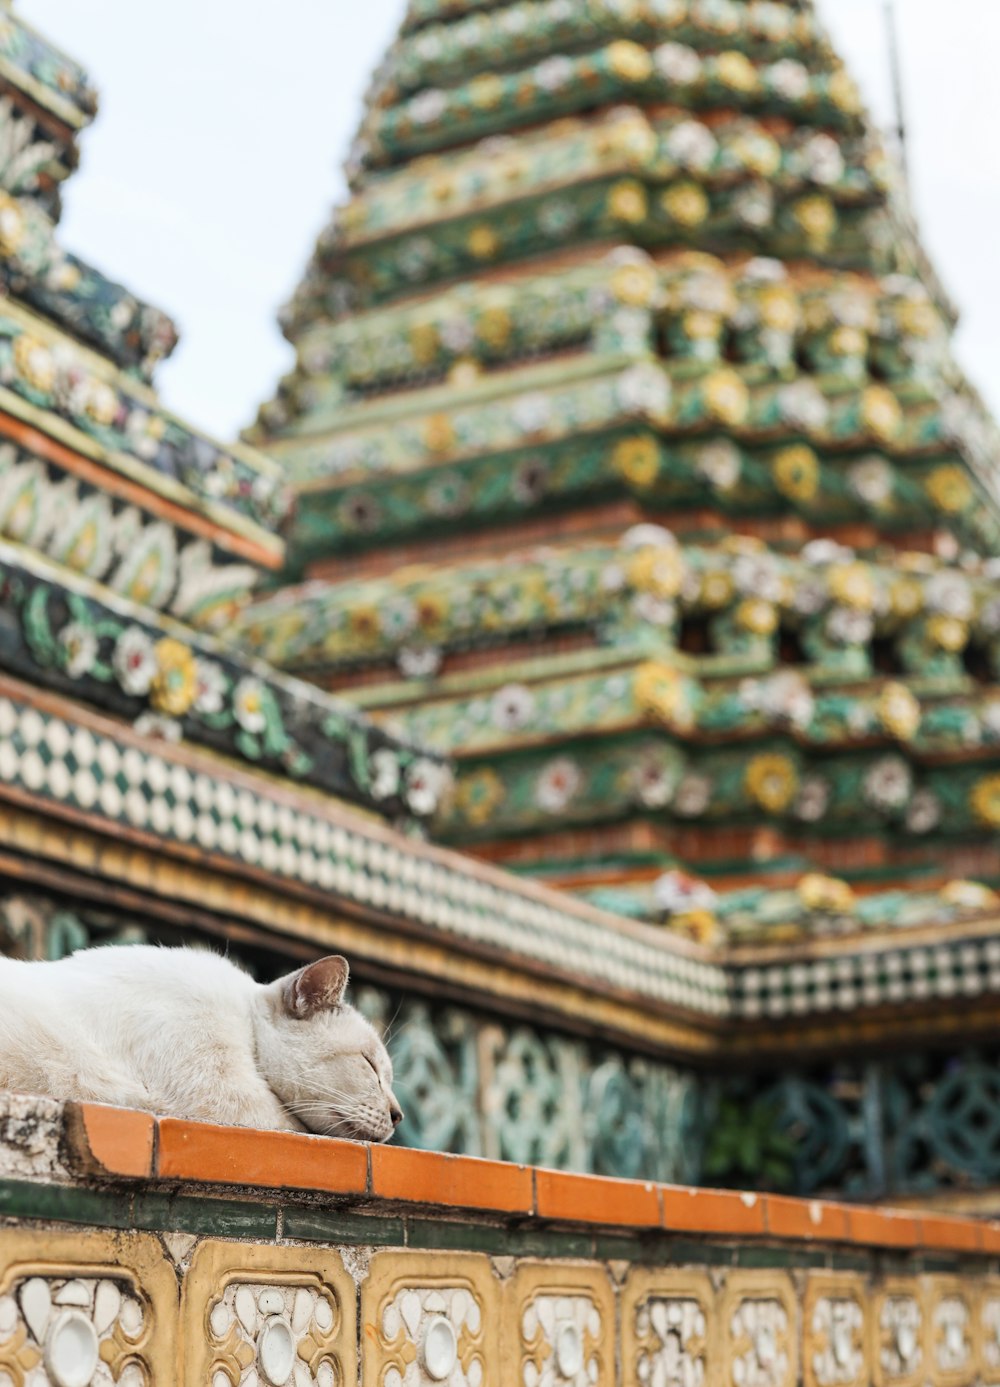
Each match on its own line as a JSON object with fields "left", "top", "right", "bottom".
{"left": 0, "top": 945, "right": 401, "bottom": 1141}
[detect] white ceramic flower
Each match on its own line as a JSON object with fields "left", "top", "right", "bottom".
{"left": 405, "top": 757, "right": 451, "bottom": 816}
{"left": 59, "top": 621, "right": 97, "bottom": 679}
{"left": 370, "top": 747, "right": 401, "bottom": 801}
{"left": 535, "top": 757, "right": 582, "bottom": 813}
{"left": 794, "top": 775, "right": 830, "bottom": 823}
{"left": 674, "top": 772, "right": 712, "bottom": 817}
{"left": 863, "top": 755, "right": 912, "bottom": 812}
{"left": 491, "top": 684, "right": 535, "bottom": 731}
{"left": 193, "top": 659, "right": 227, "bottom": 715}
{"left": 398, "top": 645, "right": 442, "bottom": 679}
{"left": 233, "top": 677, "right": 267, "bottom": 734}
{"left": 653, "top": 870, "right": 717, "bottom": 915}
{"left": 113, "top": 627, "right": 156, "bottom": 696}
{"left": 653, "top": 42, "right": 701, "bottom": 85}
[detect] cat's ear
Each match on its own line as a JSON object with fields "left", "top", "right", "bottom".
{"left": 280, "top": 955, "right": 350, "bottom": 1018}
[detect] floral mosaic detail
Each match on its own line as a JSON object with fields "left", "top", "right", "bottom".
{"left": 0, "top": 446, "right": 257, "bottom": 626}
{"left": 877, "top": 1292, "right": 923, "bottom": 1386}
{"left": 4, "top": 556, "right": 448, "bottom": 821}
{"left": 206, "top": 1280, "right": 341, "bottom": 1387}
{"left": 633, "top": 1293, "right": 708, "bottom": 1387}
{"left": 726, "top": 1293, "right": 793, "bottom": 1387}
{"left": 372, "top": 1282, "right": 486, "bottom": 1386}
{"left": 0, "top": 189, "right": 177, "bottom": 379}
{"left": 0, "top": 9, "right": 97, "bottom": 122}
{"left": 808, "top": 1295, "right": 865, "bottom": 1387}
{"left": 519, "top": 1294, "right": 602, "bottom": 1387}
{"left": 929, "top": 1289, "right": 973, "bottom": 1386}
{"left": 0, "top": 95, "right": 63, "bottom": 205}
{"left": 0, "top": 312, "right": 285, "bottom": 534}
{"left": 0, "top": 1273, "right": 149, "bottom": 1387}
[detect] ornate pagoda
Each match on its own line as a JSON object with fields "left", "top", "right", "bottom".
{"left": 244, "top": 0, "right": 1000, "bottom": 950}
{"left": 237, "top": 0, "right": 1000, "bottom": 1201}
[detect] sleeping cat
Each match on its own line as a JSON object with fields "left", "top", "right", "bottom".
{"left": 0, "top": 945, "right": 402, "bottom": 1141}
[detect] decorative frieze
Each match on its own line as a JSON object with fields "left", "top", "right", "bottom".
{"left": 505, "top": 1262, "right": 614, "bottom": 1387}
{"left": 721, "top": 1274, "right": 797, "bottom": 1387}
{"left": 362, "top": 1252, "right": 499, "bottom": 1387}
{"left": 926, "top": 1278, "right": 976, "bottom": 1387}
{"left": 182, "top": 1241, "right": 357, "bottom": 1387}
{"left": 874, "top": 1281, "right": 924, "bottom": 1387}
{"left": 622, "top": 1269, "right": 714, "bottom": 1387}
{"left": 0, "top": 1229, "right": 175, "bottom": 1387}
{"left": 803, "top": 1276, "right": 867, "bottom": 1387}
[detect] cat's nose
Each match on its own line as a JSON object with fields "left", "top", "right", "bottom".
{"left": 389, "top": 1103, "right": 403, "bottom": 1128}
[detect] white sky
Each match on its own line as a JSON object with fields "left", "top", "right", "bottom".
{"left": 19, "top": 0, "right": 1000, "bottom": 443}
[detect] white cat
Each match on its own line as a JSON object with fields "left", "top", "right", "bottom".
{"left": 0, "top": 945, "right": 402, "bottom": 1141}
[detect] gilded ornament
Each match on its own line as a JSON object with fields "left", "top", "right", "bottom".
{"left": 476, "top": 305, "right": 512, "bottom": 348}
{"left": 924, "top": 465, "right": 973, "bottom": 514}
{"left": 772, "top": 445, "right": 820, "bottom": 503}
{"left": 466, "top": 224, "right": 499, "bottom": 259}
{"left": 13, "top": 335, "right": 55, "bottom": 393}
{"left": 610, "top": 261, "right": 657, "bottom": 307}
{"left": 877, "top": 683, "right": 920, "bottom": 741}
{"left": 662, "top": 181, "right": 710, "bottom": 227}
{"left": 607, "top": 39, "right": 653, "bottom": 82}
{"left": 149, "top": 639, "right": 197, "bottom": 717}
{"left": 714, "top": 50, "right": 758, "bottom": 92}
{"left": 736, "top": 599, "right": 778, "bottom": 635}
{"left": 939, "top": 880, "right": 999, "bottom": 911}
{"left": 793, "top": 195, "right": 836, "bottom": 247}
{"left": 628, "top": 546, "right": 683, "bottom": 599}
{"left": 970, "top": 775, "right": 1000, "bottom": 828}
{"left": 926, "top": 615, "right": 967, "bottom": 652}
{"left": 860, "top": 386, "right": 902, "bottom": 441}
{"left": 703, "top": 368, "right": 750, "bottom": 425}
{"left": 635, "top": 662, "right": 684, "bottom": 725}
{"left": 612, "top": 435, "right": 660, "bottom": 488}
{"left": 468, "top": 72, "right": 503, "bottom": 109}
{"left": 607, "top": 179, "right": 648, "bottom": 223}
{"left": 745, "top": 753, "right": 799, "bottom": 813}
{"left": 889, "top": 578, "right": 923, "bottom": 619}
{"left": 423, "top": 413, "right": 456, "bottom": 454}
{"left": 798, "top": 874, "right": 856, "bottom": 914}
{"left": 829, "top": 562, "right": 875, "bottom": 612}
{"left": 455, "top": 768, "right": 506, "bottom": 825}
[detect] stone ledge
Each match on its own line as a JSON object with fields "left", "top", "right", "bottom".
{"left": 57, "top": 1098, "right": 1000, "bottom": 1254}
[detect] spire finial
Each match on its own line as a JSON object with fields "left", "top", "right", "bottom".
{"left": 884, "top": 0, "right": 910, "bottom": 186}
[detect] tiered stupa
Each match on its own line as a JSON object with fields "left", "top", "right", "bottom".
{"left": 244, "top": 0, "right": 1000, "bottom": 950}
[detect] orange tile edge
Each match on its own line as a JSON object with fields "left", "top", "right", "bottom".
{"left": 63, "top": 1102, "right": 156, "bottom": 1179}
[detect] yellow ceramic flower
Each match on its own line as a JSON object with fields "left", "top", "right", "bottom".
{"left": 896, "top": 298, "right": 938, "bottom": 338}
{"left": 635, "top": 661, "right": 683, "bottom": 725}
{"left": 971, "top": 775, "right": 1000, "bottom": 828}
{"left": 0, "top": 192, "right": 25, "bottom": 256}
{"left": 714, "top": 50, "right": 758, "bottom": 93}
{"left": 416, "top": 592, "right": 448, "bottom": 633}
{"left": 940, "top": 879, "right": 1000, "bottom": 911}
{"left": 13, "top": 335, "right": 55, "bottom": 393}
{"left": 830, "top": 326, "right": 867, "bottom": 359}
{"left": 682, "top": 310, "right": 720, "bottom": 342}
{"left": 455, "top": 768, "right": 505, "bottom": 826}
{"left": 876, "top": 682, "right": 920, "bottom": 741}
{"left": 924, "top": 464, "right": 972, "bottom": 514}
{"left": 661, "top": 182, "right": 710, "bottom": 227}
{"left": 423, "top": 413, "right": 455, "bottom": 455}
{"left": 85, "top": 382, "right": 119, "bottom": 427}
{"left": 736, "top": 598, "right": 778, "bottom": 635}
{"left": 349, "top": 606, "right": 381, "bottom": 643}
{"left": 607, "top": 180, "right": 648, "bottom": 224}
{"left": 607, "top": 40, "right": 653, "bottom": 82}
{"left": 772, "top": 445, "right": 820, "bottom": 503}
{"left": 612, "top": 435, "right": 660, "bottom": 488}
{"left": 703, "top": 369, "right": 749, "bottom": 425}
{"left": 745, "top": 753, "right": 799, "bottom": 813}
{"left": 757, "top": 286, "right": 798, "bottom": 332}
{"left": 150, "top": 639, "right": 198, "bottom": 716}
{"left": 798, "top": 873, "right": 856, "bottom": 914}
{"left": 409, "top": 322, "right": 439, "bottom": 366}
{"left": 860, "top": 385, "right": 902, "bottom": 441}
{"left": 889, "top": 577, "right": 923, "bottom": 619}
{"left": 469, "top": 73, "right": 503, "bottom": 109}
{"left": 476, "top": 305, "right": 512, "bottom": 349}
{"left": 629, "top": 547, "right": 683, "bottom": 599}
{"left": 827, "top": 67, "right": 861, "bottom": 114}
{"left": 467, "top": 224, "right": 499, "bottom": 260}
{"left": 926, "top": 614, "right": 967, "bottom": 652}
{"left": 829, "top": 562, "right": 875, "bottom": 612}
{"left": 793, "top": 195, "right": 836, "bottom": 247}
{"left": 611, "top": 261, "right": 657, "bottom": 307}
{"left": 670, "top": 909, "right": 719, "bottom": 945}
{"left": 701, "top": 569, "right": 734, "bottom": 608}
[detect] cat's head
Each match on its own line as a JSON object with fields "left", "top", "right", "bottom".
{"left": 254, "top": 955, "right": 402, "bottom": 1142}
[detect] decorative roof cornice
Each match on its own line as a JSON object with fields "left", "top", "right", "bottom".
{"left": 0, "top": 7, "right": 96, "bottom": 132}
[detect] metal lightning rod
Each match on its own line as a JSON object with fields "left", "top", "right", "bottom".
{"left": 884, "top": 0, "right": 911, "bottom": 187}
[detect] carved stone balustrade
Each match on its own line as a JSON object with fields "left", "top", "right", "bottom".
{"left": 0, "top": 1093, "right": 997, "bottom": 1385}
